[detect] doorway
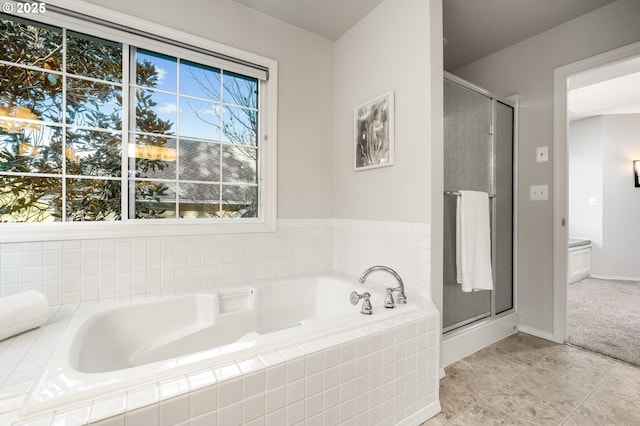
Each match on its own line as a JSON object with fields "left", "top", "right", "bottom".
{"left": 566, "top": 56, "right": 640, "bottom": 364}
{"left": 553, "top": 42, "right": 640, "bottom": 361}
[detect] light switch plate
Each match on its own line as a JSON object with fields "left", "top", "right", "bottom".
{"left": 536, "top": 146, "right": 549, "bottom": 163}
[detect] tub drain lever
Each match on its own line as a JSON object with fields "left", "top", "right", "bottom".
{"left": 350, "top": 291, "right": 373, "bottom": 315}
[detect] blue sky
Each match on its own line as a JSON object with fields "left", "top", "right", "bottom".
{"left": 137, "top": 49, "right": 257, "bottom": 145}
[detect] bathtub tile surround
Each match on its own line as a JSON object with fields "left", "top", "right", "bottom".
{"left": 334, "top": 219, "right": 431, "bottom": 299}
{"left": 138, "top": 310, "right": 438, "bottom": 426}
{"left": 1, "top": 298, "right": 440, "bottom": 425}
{"left": 0, "top": 218, "right": 437, "bottom": 424}
{"left": 0, "top": 218, "right": 432, "bottom": 303}
{"left": 0, "top": 219, "right": 333, "bottom": 304}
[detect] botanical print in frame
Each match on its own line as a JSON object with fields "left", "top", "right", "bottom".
{"left": 354, "top": 91, "right": 394, "bottom": 171}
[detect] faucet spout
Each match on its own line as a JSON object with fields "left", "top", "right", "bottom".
{"left": 359, "top": 265, "right": 407, "bottom": 305}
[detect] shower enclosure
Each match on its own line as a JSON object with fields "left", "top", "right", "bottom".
{"left": 443, "top": 73, "right": 515, "bottom": 334}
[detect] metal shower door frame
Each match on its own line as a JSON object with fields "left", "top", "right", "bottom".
{"left": 443, "top": 72, "right": 516, "bottom": 334}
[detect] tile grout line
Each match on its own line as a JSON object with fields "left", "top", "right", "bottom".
{"left": 442, "top": 348, "right": 548, "bottom": 425}
{"left": 439, "top": 341, "right": 620, "bottom": 426}
{"left": 559, "top": 360, "right": 620, "bottom": 425}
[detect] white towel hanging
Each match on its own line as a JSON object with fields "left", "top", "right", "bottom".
{"left": 456, "top": 190, "right": 494, "bottom": 292}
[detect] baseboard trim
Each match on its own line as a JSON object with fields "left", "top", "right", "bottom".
{"left": 397, "top": 400, "right": 441, "bottom": 426}
{"left": 441, "top": 311, "right": 518, "bottom": 368}
{"left": 518, "top": 325, "right": 558, "bottom": 342}
{"left": 590, "top": 274, "right": 640, "bottom": 282}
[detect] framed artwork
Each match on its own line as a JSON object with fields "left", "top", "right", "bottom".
{"left": 354, "top": 91, "right": 394, "bottom": 171}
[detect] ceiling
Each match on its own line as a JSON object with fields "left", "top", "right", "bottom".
{"left": 443, "top": 0, "right": 617, "bottom": 70}
{"left": 568, "top": 57, "right": 640, "bottom": 120}
{"left": 232, "top": 0, "right": 384, "bottom": 41}
{"left": 232, "top": 0, "right": 637, "bottom": 119}
{"left": 233, "top": 0, "right": 617, "bottom": 71}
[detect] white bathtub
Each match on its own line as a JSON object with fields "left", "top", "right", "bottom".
{"left": 19, "top": 272, "right": 440, "bottom": 424}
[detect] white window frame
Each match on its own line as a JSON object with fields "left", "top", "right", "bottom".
{"left": 0, "top": 0, "right": 278, "bottom": 242}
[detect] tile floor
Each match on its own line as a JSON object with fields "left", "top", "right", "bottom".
{"left": 424, "top": 332, "right": 640, "bottom": 425}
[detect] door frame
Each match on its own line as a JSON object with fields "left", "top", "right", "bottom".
{"left": 552, "top": 41, "right": 640, "bottom": 343}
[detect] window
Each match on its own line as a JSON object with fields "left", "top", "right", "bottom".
{"left": 0, "top": 9, "right": 276, "bottom": 239}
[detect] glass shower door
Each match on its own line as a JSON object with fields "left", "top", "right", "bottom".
{"left": 443, "top": 79, "right": 493, "bottom": 332}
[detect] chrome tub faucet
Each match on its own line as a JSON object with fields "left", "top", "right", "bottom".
{"left": 359, "top": 265, "right": 407, "bottom": 308}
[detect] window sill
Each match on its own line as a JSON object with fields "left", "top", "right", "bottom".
{"left": 0, "top": 220, "right": 277, "bottom": 243}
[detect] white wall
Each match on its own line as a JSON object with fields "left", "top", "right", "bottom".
{"left": 83, "top": 0, "right": 335, "bottom": 219}
{"left": 332, "top": 0, "right": 431, "bottom": 223}
{"left": 570, "top": 114, "right": 640, "bottom": 279}
{"left": 600, "top": 114, "right": 640, "bottom": 278}
{"left": 429, "top": 0, "right": 445, "bottom": 315}
{"left": 453, "top": 0, "right": 640, "bottom": 336}
{"left": 0, "top": 0, "right": 441, "bottom": 306}
{"left": 568, "top": 116, "right": 604, "bottom": 273}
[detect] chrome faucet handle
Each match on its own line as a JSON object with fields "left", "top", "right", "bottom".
{"left": 391, "top": 286, "right": 407, "bottom": 304}
{"left": 384, "top": 287, "right": 395, "bottom": 309}
{"left": 350, "top": 291, "right": 373, "bottom": 315}
{"left": 385, "top": 286, "right": 407, "bottom": 308}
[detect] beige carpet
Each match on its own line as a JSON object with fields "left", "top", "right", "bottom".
{"left": 568, "top": 277, "right": 640, "bottom": 366}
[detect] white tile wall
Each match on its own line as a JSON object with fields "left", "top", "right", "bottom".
{"left": 0, "top": 218, "right": 431, "bottom": 304}
{"left": 333, "top": 219, "right": 431, "bottom": 298}
{"left": 0, "top": 219, "right": 333, "bottom": 304}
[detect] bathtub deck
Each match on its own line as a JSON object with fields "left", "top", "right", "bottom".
{"left": 0, "top": 293, "right": 440, "bottom": 425}
{"left": 0, "top": 302, "right": 80, "bottom": 425}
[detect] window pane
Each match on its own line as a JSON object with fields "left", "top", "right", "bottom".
{"left": 67, "top": 31, "right": 122, "bottom": 82}
{"left": 222, "top": 145, "right": 256, "bottom": 183}
{"left": 1, "top": 16, "right": 265, "bottom": 225}
{"left": 179, "top": 97, "right": 221, "bottom": 141}
{"left": 1, "top": 65, "right": 63, "bottom": 124}
{"left": 223, "top": 71, "right": 257, "bottom": 109}
{"left": 66, "top": 178, "right": 121, "bottom": 221}
{"left": 0, "top": 124, "right": 62, "bottom": 174}
{"left": 66, "top": 78, "right": 122, "bottom": 129}
{"left": 179, "top": 139, "right": 220, "bottom": 182}
{"left": 0, "top": 16, "right": 63, "bottom": 71}
{"left": 136, "top": 49, "right": 177, "bottom": 92}
{"left": 221, "top": 185, "right": 257, "bottom": 218}
{"left": 0, "top": 175, "right": 62, "bottom": 222}
{"left": 130, "top": 135, "right": 176, "bottom": 180}
{"left": 136, "top": 89, "right": 176, "bottom": 135}
{"left": 221, "top": 105, "right": 257, "bottom": 145}
{"left": 180, "top": 60, "right": 221, "bottom": 100}
{"left": 133, "top": 180, "right": 176, "bottom": 219}
{"left": 178, "top": 183, "right": 219, "bottom": 218}
{"left": 66, "top": 129, "right": 121, "bottom": 177}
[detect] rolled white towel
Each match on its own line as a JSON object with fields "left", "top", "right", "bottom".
{"left": 0, "top": 290, "right": 50, "bottom": 341}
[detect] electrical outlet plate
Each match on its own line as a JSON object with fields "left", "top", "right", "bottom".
{"left": 529, "top": 185, "right": 548, "bottom": 201}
